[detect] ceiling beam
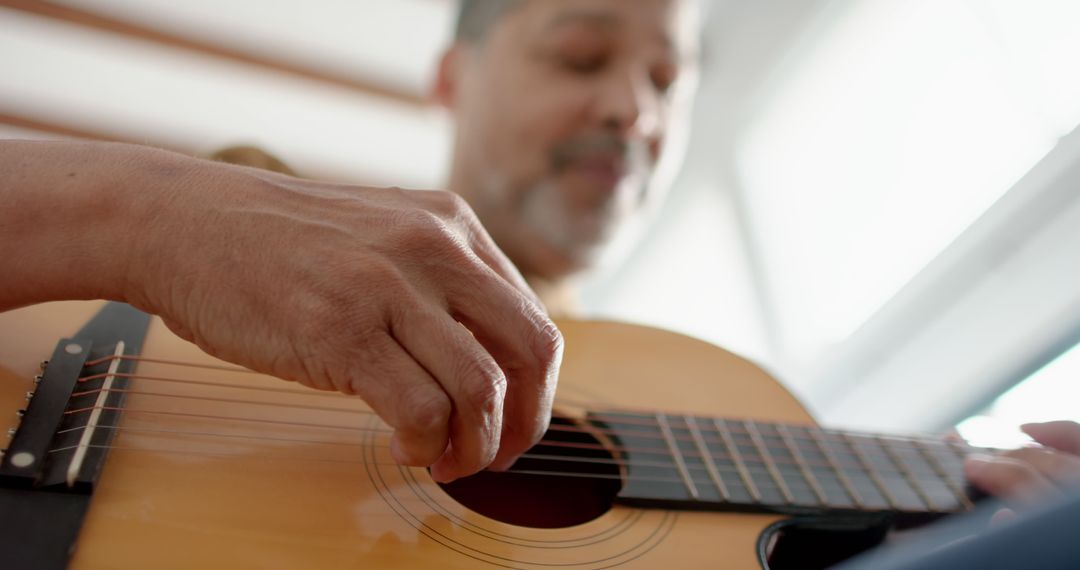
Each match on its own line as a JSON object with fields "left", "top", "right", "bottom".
{"left": 0, "top": 108, "right": 380, "bottom": 185}
{"left": 0, "top": 0, "right": 428, "bottom": 108}
{"left": 0, "top": 108, "right": 191, "bottom": 153}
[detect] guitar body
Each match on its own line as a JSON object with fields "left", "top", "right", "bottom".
{"left": 0, "top": 301, "right": 820, "bottom": 569}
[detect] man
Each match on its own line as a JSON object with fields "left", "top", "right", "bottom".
{"left": 432, "top": 0, "right": 1080, "bottom": 504}
{"left": 434, "top": 0, "right": 698, "bottom": 314}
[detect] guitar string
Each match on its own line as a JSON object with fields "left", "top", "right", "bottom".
{"left": 48, "top": 422, "right": 801, "bottom": 483}
{"left": 84, "top": 354, "right": 252, "bottom": 373}
{"left": 75, "top": 382, "right": 921, "bottom": 460}
{"left": 46, "top": 373, "right": 972, "bottom": 507}
{"left": 69, "top": 358, "right": 982, "bottom": 492}
{"left": 61, "top": 388, "right": 972, "bottom": 479}
{"left": 42, "top": 436, "right": 966, "bottom": 511}
{"left": 57, "top": 400, "right": 966, "bottom": 485}
{"left": 74, "top": 369, "right": 989, "bottom": 457}
{"left": 80, "top": 355, "right": 982, "bottom": 449}
{"left": 42, "top": 435, "right": 887, "bottom": 500}
{"left": 58, "top": 403, "right": 813, "bottom": 472}
{"left": 47, "top": 442, "right": 679, "bottom": 485}
{"left": 78, "top": 371, "right": 346, "bottom": 399}
{"left": 69, "top": 421, "right": 972, "bottom": 505}
{"left": 61, "top": 354, "right": 977, "bottom": 510}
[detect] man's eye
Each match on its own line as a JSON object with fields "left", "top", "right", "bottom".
{"left": 560, "top": 53, "right": 608, "bottom": 73}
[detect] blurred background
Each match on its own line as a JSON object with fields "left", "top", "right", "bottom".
{"left": 2, "top": 0, "right": 1078, "bottom": 446}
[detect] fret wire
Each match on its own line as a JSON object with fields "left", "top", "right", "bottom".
{"left": 807, "top": 427, "right": 865, "bottom": 508}
{"left": 913, "top": 439, "right": 973, "bottom": 510}
{"left": 744, "top": 420, "right": 794, "bottom": 504}
{"left": 588, "top": 416, "right": 974, "bottom": 477}
{"left": 840, "top": 432, "right": 901, "bottom": 510}
{"left": 713, "top": 418, "right": 762, "bottom": 502}
{"left": 876, "top": 436, "right": 934, "bottom": 511}
{"left": 822, "top": 431, "right": 948, "bottom": 478}
{"left": 593, "top": 416, "right": 856, "bottom": 468}
{"left": 947, "top": 438, "right": 974, "bottom": 462}
{"left": 928, "top": 440, "right": 973, "bottom": 489}
{"left": 598, "top": 413, "right": 953, "bottom": 448}
{"left": 598, "top": 414, "right": 954, "bottom": 456}
{"left": 656, "top": 413, "right": 699, "bottom": 499}
{"left": 777, "top": 424, "right": 827, "bottom": 506}
{"left": 685, "top": 416, "right": 730, "bottom": 501}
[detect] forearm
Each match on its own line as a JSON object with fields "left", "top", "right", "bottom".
{"left": 1, "top": 139, "right": 562, "bottom": 482}
{"left": 0, "top": 140, "right": 182, "bottom": 310}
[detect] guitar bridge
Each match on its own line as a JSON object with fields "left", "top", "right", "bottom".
{"left": 0, "top": 338, "right": 132, "bottom": 492}
{"left": 0, "top": 303, "right": 151, "bottom": 570}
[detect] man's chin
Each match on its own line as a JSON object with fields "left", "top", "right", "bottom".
{"left": 535, "top": 234, "right": 611, "bottom": 279}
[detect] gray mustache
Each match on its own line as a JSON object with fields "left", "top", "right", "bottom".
{"left": 550, "top": 135, "right": 631, "bottom": 170}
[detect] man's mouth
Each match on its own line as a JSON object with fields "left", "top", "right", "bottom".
{"left": 568, "top": 154, "right": 627, "bottom": 191}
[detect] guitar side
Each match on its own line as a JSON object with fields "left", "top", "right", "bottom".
{"left": 0, "top": 301, "right": 817, "bottom": 569}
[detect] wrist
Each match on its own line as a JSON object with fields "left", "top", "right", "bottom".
{"left": 103, "top": 144, "right": 220, "bottom": 315}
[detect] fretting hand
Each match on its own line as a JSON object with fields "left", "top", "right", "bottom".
{"left": 965, "top": 421, "right": 1080, "bottom": 510}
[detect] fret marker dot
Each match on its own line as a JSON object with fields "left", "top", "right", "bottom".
{"left": 10, "top": 451, "right": 35, "bottom": 468}
{"left": 65, "top": 343, "right": 82, "bottom": 355}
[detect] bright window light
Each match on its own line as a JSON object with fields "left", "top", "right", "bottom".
{"left": 735, "top": 0, "right": 1080, "bottom": 371}
{"left": 957, "top": 341, "right": 1080, "bottom": 448}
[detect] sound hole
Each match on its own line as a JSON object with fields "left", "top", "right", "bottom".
{"left": 437, "top": 416, "right": 622, "bottom": 528}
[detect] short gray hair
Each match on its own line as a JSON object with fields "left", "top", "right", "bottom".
{"left": 454, "top": 0, "right": 523, "bottom": 41}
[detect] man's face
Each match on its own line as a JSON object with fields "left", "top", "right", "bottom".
{"left": 441, "top": 0, "right": 698, "bottom": 281}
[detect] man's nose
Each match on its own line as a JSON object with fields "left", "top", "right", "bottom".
{"left": 595, "top": 67, "right": 661, "bottom": 138}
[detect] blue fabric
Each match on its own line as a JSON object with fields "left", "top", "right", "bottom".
{"left": 832, "top": 486, "right": 1080, "bottom": 570}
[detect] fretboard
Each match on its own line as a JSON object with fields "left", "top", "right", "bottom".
{"left": 592, "top": 411, "right": 988, "bottom": 517}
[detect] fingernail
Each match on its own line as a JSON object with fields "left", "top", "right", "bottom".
{"left": 964, "top": 454, "right": 994, "bottom": 474}
{"left": 429, "top": 463, "right": 456, "bottom": 484}
{"left": 390, "top": 434, "right": 413, "bottom": 466}
{"left": 487, "top": 456, "right": 517, "bottom": 472}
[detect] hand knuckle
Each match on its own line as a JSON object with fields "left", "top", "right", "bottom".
{"left": 404, "top": 389, "right": 452, "bottom": 434}
{"left": 430, "top": 190, "right": 472, "bottom": 218}
{"left": 459, "top": 358, "right": 507, "bottom": 414}
{"left": 397, "top": 210, "right": 466, "bottom": 254}
{"left": 343, "top": 339, "right": 400, "bottom": 394}
{"left": 533, "top": 319, "right": 561, "bottom": 360}
{"left": 530, "top": 318, "right": 564, "bottom": 366}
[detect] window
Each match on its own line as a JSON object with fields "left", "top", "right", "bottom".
{"left": 957, "top": 340, "right": 1080, "bottom": 448}
{"left": 736, "top": 0, "right": 1080, "bottom": 374}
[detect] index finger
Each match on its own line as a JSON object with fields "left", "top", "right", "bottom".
{"left": 445, "top": 263, "right": 564, "bottom": 471}
{"left": 1021, "top": 421, "right": 1080, "bottom": 455}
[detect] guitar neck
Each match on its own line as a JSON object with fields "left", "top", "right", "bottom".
{"left": 587, "top": 411, "right": 989, "bottom": 518}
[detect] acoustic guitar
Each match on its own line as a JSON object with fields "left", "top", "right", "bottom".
{"left": 0, "top": 301, "right": 986, "bottom": 569}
